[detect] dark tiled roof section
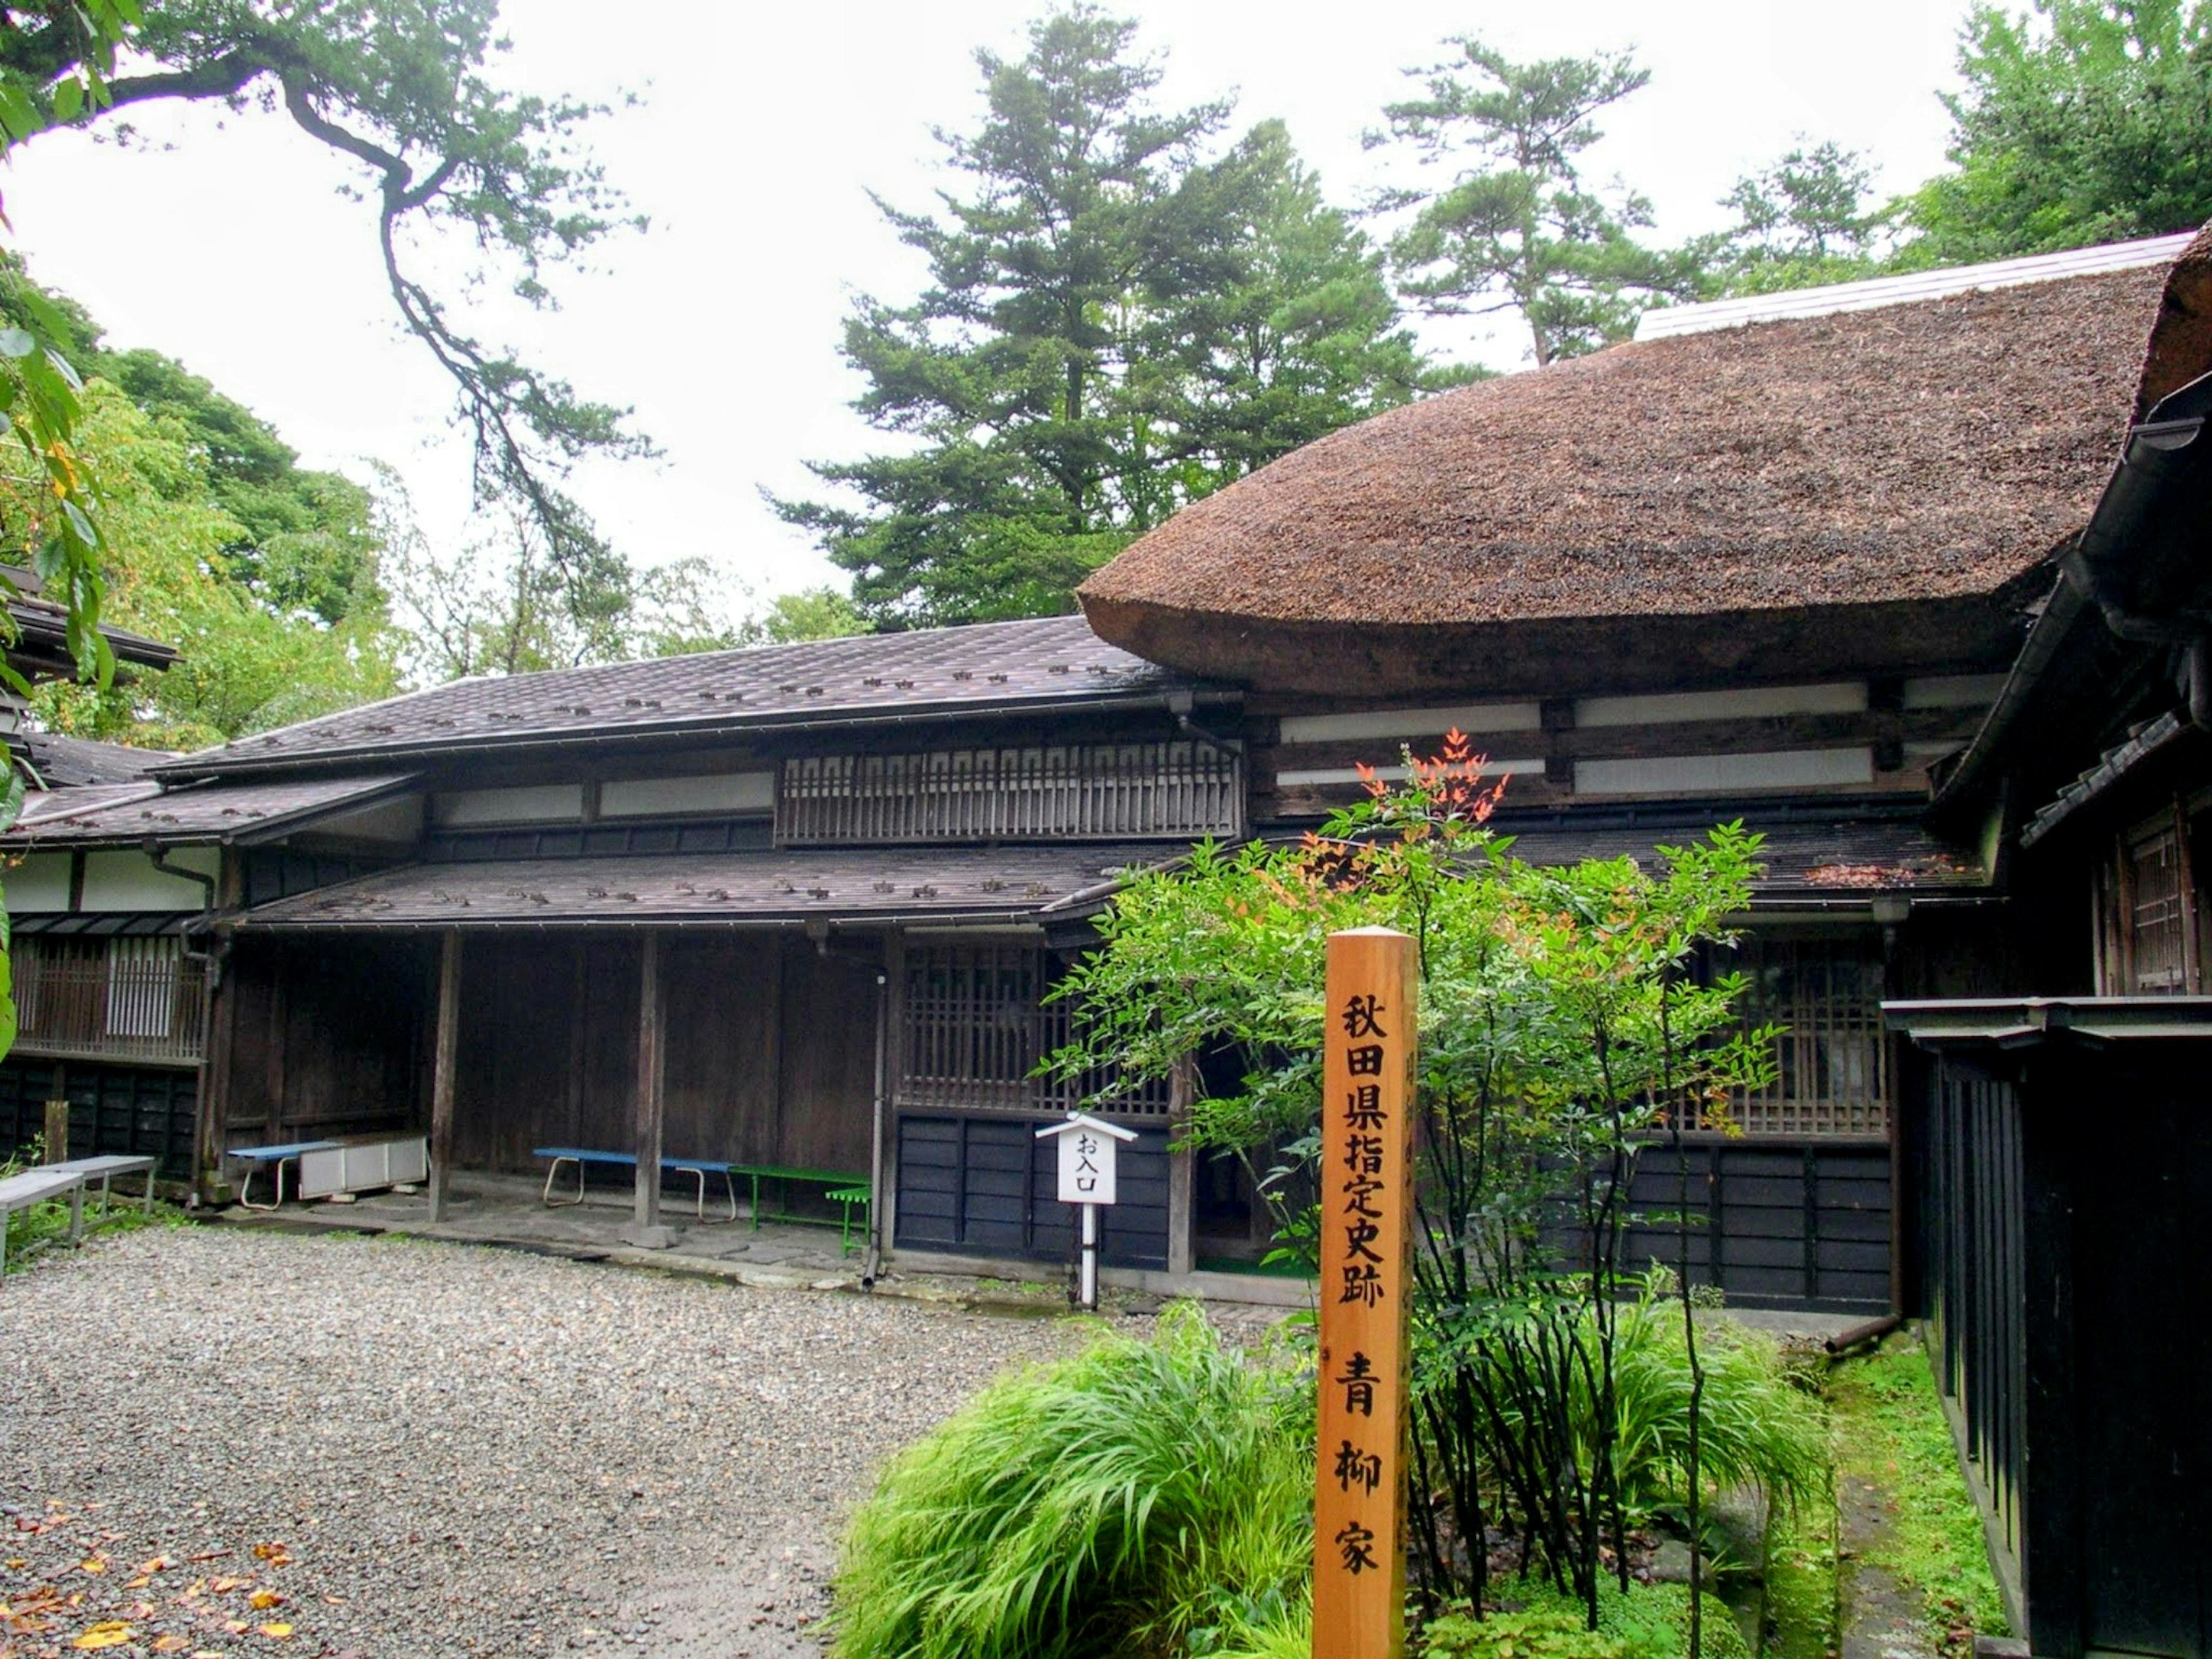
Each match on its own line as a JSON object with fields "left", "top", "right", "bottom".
{"left": 158, "top": 616, "right": 1200, "bottom": 778}
{"left": 2019, "top": 709, "right": 2194, "bottom": 849}
{"left": 15, "top": 731, "right": 175, "bottom": 787}
{"left": 237, "top": 843, "right": 1177, "bottom": 930}
{"left": 1082, "top": 264, "right": 2170, "bottom": 635}
{"left": 6, "top": 593, "right": 178, "bottom": 673}
{"left": 13, "top": 781, "right": 161, "bottom": 827}
{"left": 1498, "top": 810, "right": 1984, "bottom": 893}
{"left": 9, "top": 773, "right": 416, "bottom": 846}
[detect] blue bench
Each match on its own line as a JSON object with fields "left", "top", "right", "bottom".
{"left": 226, "top": 1141, "right": 341, "bottom": 1211}
{"left": 533, "top": 1147, "right": 737, "bottom": 1222}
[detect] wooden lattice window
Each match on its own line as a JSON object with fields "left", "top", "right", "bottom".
{"left": 1722, "top": 933, "right": 1891, "bottom": 1138}
{"left": 779, "top": 742, "right": 1242, "bottom": 846}
{"left": 2120, "top": 815, "right": 2193, "bottom": 992}
{"left": 896, "top": 943, "right": 1170, "bottom": 1118}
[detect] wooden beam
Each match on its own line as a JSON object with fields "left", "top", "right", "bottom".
{"left": 426, "top": 931, "right": 462, "bottom": 1222}
{"left": 625, "top": 931, "right": 676, "bottom": 1248}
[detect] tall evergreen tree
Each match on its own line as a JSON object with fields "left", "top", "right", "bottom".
{"left": 1369, "top": 35, "right": 1697, "bottom": 366}
{"left": 1701, "top": 142, "right": 1894, "bottom": 296}
{"left": 777, "top": 5, "right": 1426, "bottom": 628}
{"left": 1906, "top": 0, "right": 2212, "bottom": 261}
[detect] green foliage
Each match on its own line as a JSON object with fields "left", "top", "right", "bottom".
{"left": 1421, "top": 1580, "right": 1748, "bottom": 1659}
{"left": 1369, "top": 35, "right": 1700, "bottom": 365}
{"left": 1828, "top": 1341, "right": 2009, "bottom": 1642}
{"left": 12, "top": 382, "right": 400, "bottom": 747}
{"left": 779, "top": 5, "right": 1429, "bottom": 627}
{"left": 1446, "top": 1280, "right": 1830, "bottom": 1532}
{"left": 1904, "top": 0, "right": 2212, "bottom": 261}
{"left": 831, "top": 1304, "right": 1312, "bottom": 1659}
{"left": 1695, "top": 143, "right": 1895, "bottom": 297}
{"left": 1048, "top": 739, "right": 1785, "bottom": 1622}
{"left": 734, "top": 585, "right": 869, "bottom": 647}
{"left": 0, "top": 0, "right": 652, "bottom": 641}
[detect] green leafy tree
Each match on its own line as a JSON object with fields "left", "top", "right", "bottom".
{"left": 1370, "top": 34, "right": 1699, "bottom": 366}
{"left": 1046, "top": 737, "right": 1777, "bottom": 1620}
{"left": 11, "top": 382, "right": 400, "bottom": 747}
{"left": 0, "top": 0, "right": 653, "bottom": 637}
{"left": 734, "top": 585, "right": 867, "bottom": 647}
{"left": 1701, "top": 141, "right": 1895, "bottom": 295}
{"left": 1905, "top": 0, "right": 2212, "bottom": 260}
{"left": 778, "top": 5, "right": 1428, "bottom": 627}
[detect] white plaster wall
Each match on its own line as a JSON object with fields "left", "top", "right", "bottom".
{"left": 79, "top": 846, "right": 219, "bottom": 911}
{"left": 4, "top": 851, "right": 71, "bottom": 912}
{"left": 600, "top": 771, "right": 775, "bottom": 818}
{"left": 431, "top": 784, "right": 585, "bottom": 826}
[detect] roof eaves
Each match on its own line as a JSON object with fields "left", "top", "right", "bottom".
{"left": 147, "top": 687, "right": 1224, "bottom": 781}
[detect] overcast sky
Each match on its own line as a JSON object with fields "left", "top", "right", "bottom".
{"left": 0, "top": 0, "right": 1977, "bottom": 617}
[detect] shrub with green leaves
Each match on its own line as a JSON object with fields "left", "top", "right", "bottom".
{"left": 831, "top": 1304, "right": 1312, "bottom": 1659}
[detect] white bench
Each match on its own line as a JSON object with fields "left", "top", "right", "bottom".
{"left": 0, "top": 1168, "right": 86, "bottom": 1277}
{"left": 48, "top": 1154, "right": 157, "bottom": 1217}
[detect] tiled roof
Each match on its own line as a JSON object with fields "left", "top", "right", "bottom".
{"left": 157, "top": 616, "right": 1207, "bottom": 779}
{"left": 14, "top": 732, "right": 175, "bottom": 788}
{"left": 9, "top": 773, "right": 416, "bottom": 847}
{"left": 2019, "top": 709, "right": 2195, "bottom": 849}
{"left": 237, "top": 843, "right": 1177, "bottom": 930}
{"left": 1497, "top": 807, "right": 1984, "bottom": 893}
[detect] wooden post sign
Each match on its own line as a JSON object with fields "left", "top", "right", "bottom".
{"left": 1315, "top": 927, "right": 1418, "bottom": 1659}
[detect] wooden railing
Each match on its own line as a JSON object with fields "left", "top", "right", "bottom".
{"left": 779, "top": 741, "right": 1243, "bottom": 846}
{"left": 10, "top": 946, "right": 207, "bottom": 1066}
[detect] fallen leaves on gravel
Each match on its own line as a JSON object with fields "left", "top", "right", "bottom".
{"left": 1, "top": 1506, "right": 307, "bottom": 1657}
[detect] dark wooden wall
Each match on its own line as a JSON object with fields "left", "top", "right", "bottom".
{"left": 1618, "top": 1138, "right": 1893, "bottom": 1313}
{"left": 894, "top": 1112, "right": 1170, "bottom": 1269}
{"left": 0, "top": 1058, "right": 197, "bottom": 1179}
{"left": 219, "top": 935, "right": 433, "bottom": 1149}
{"left": 447, "top": 931, "right": 878, "bottom": 1176}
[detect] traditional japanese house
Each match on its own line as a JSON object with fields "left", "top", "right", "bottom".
{"left": 1, "top": 232, "right": 2194, "bottom": 1306}
{"left": 1884, "top": 224, "right": 2212, "bottom": 1659}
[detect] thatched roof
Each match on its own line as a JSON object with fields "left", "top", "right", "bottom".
{"left": 2139, "top": 223, "right": 2212, "bottom": 415}
{"left": 1081, "top": 260, "right": 2175, "bottom": 697}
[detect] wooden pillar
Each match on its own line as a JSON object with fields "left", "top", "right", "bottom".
{"left": 426, "top": 931, "right": 462, "bottom": 1222}
{"left": 43, "top": 1096, "right": 69, "bottom": 1163}
{"left": 624, "top": 931, "right": 677, "bottom": 1248}
{"left": 1165, "top": 1054, "right": 1196, "bottom": 1278}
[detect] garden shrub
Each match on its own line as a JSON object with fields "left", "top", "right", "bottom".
{"left": 830, "top": 1303, "right": 1310, "bottom": 1659}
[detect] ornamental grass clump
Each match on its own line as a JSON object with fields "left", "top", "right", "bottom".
{"left": 830, "top": 1304, "right": 1312, "bottom": 1659}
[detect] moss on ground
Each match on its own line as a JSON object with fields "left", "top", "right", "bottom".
{"left": 1827, "top": 1338, "right": 2009, "bottom": 1646}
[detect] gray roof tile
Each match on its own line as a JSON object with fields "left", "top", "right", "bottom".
{"left": 157, "top": 616, "right": 1204, "bottom": 778}
{"left": 238, "top": 843, "right": 1173, "bottom": 930}
{"left": 9, "top": 773, "right": 416, "bottom": 847}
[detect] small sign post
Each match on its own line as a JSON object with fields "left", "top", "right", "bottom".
{"left": 1036, "top": 1111, "right": 1138, "bottom": 1310}
{"left": 1315, "top": 927, "right": 1418, "bottom": 1659}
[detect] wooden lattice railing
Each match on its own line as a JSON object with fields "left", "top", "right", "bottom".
{"left": 896, "top": 942, "right": 1171, "bottom": 1118}
{"left": 11, "top": 940, "right": 207, "bottom": 1066}
{"left": 779, "top": 742, "right": 1242, "bottom": 846}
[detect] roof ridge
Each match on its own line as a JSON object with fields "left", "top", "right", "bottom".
{"left": 1638, "top": 231, "right": 2199, "bottom": 342}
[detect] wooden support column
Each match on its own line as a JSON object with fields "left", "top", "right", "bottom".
{"left": 427, "top": 931, "right": 463, "bottom": 1222}
{"left": 1166, "top": 1055, "right": 1196, "bottom": 1278}
{"left": 623, "top": 931, "right": 678, "bottom": 1249}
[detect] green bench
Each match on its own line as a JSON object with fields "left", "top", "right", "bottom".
{"left": 727, "top": 1164, "right": 871, "bottom": 1255}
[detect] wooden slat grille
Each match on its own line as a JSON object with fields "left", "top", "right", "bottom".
{"left": 12, "top": 938, "right": 206, "bottom": 1066}
{"left": 2124, "top": 823, "right": 2188, "bottom": 990}
{"left": 1721, "top": 934, "right": 1891, "bottom": 1137}
{"left": 778, "top": 742, "right": 1242, "bottom": 846}
{"left": 896, "top": 944, "right": 1171, "bottom": 1118}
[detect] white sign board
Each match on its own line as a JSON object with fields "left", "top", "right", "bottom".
{"left": 1057, "top": 1124, "right": 1117, "bottom": 1205}
{"left": 1036, "top": 1112, "right": 1138, "bottom": 1206}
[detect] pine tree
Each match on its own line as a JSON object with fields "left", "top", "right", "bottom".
{"left": 778, "top": 6, "right": 1426, "bottom": 627}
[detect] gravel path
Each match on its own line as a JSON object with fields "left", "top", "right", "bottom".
{"left": 1, "top": 1225, "right": 1094, "bottom": 1658}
